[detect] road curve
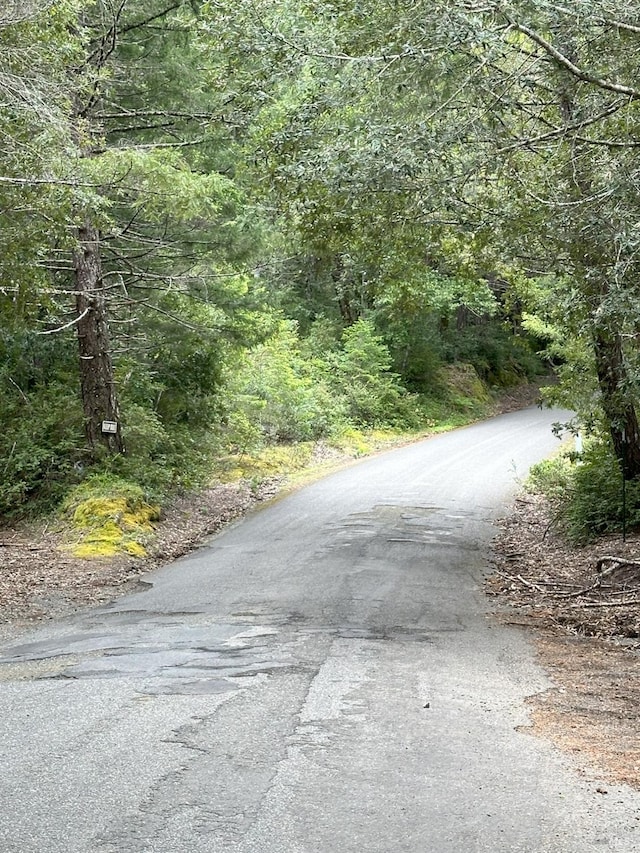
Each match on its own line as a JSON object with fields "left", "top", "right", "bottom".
{"left": 1, "top": 406, "right": 639, "bottom": 852}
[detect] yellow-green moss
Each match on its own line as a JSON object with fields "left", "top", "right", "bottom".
{"left": 123, "top": 540, "right": 147, "bottom": 557}
{"left": 331, "top": 427, "right": 372, "bottom": 457}
{"left": 329, "top": 427, "right": 434, "bottom": 458}
{"left": 215, "top": 442, "right": 316, "bottom": 482}
{"left": 71, "top": 534, "right": 148, "bottom": 559}
{"left": 72, "top": 496, "right": 159, "bottom": 532}
{"left": 61, "top": 477, "right": 159, "bottom": 560}
{"left": 72, "top": 539, "right": 119, "bottom": 559}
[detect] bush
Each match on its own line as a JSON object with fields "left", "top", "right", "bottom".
{"left": 0, "top": 381, "right": 85, "bottom": 517}
{"left": 223, "top": 321, "right": 346, "bottom": 444}
{"left": 0, "top": 327, "right": 86, "bottom": 517}
{"left": 444, "top": 322, "right": 544, "bottom": 386}
{"left": 528, "top": 440, "right": 640, "bottom": 543}
{"left": 527, "top": 455, "right": 575, "bottom": 504}
{"left": 101, "top": 404, "right": 211, "bottom": 496}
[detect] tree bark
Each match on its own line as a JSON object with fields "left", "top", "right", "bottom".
{"left": 73, "top": 220, "right": 124, "bottom": 455}
{"left": 593, "top": 327, "right": 640, "bottom": 479}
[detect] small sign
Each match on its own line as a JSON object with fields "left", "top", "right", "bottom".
{"left": 101, "top": 420, "right": 118, "bottom": 434}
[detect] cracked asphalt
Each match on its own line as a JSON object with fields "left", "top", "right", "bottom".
{"left": 2, "top": 407, "right": 640, "bottom": 852}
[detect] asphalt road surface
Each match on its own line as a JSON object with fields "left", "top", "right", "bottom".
{"left": 2, "top": 407, "right": 640, "bottom": 852}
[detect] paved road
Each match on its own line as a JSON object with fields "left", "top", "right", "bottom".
{"left": 1, "top": 407, "right": 639, "bottom": 852}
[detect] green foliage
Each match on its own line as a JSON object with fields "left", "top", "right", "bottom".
{"left": 328, "top": 318, "right": 420, "bottom": 428}
{"left": 527, "top": 456, "right": 576, "bottom": 506}
{"left": 221, "top": 317, "right": 430, "bottom": 452}
{"left": 0, "top": 385, "right": 83, "bottom": 517}
{"left": 0, "top": 329, "right": 84, "bottom": 517}
{"left": 94, "top": 398, "right": 226, "bottom": 500}
{"left": 443, "top": 323, "right": 545, "bottom": 387}
{"left": 372, "top": 265, "right": 494, "bottom": 392}
{"left": 223, "top": 321, "right": 343, "bottom": 445}
{"left": 529, "top": 442, "right": 640, "bottom": 544}
{"left": 436, "top": 363, "right": 490, "bottom": 415}
{"left": 0, "top": 2, "right": 78, "bottom": 312}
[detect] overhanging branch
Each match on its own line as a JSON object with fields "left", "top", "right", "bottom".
{"left": 508, "top": 21, "right": 640, "bottom": 100}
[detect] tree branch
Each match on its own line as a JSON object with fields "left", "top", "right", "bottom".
{"left": 118, "top": 2, "right": 185, "bottom": 37}
{"left": 36, "top": 306, "right": 91, "bottom": 335}
{"left": 508, "top": 21, "right": 640, "bottom": 100}
{"left": 497, "top": 99, "right": 628, "bottom": 152}
{"left": 95, "top": 109, "right": 230, "bottom": 120}
{"left": 606, "top": 18, "right": 640, "bottom": 36}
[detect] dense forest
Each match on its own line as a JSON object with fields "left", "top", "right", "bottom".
{"left": 2, "top": 1, "right": 640, "bottom": 538}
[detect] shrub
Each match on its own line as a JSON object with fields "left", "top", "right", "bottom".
{"left": 223, "top": 321, "right": 345, "bottom": 444}
{"left": 444, "top": 322, "right": 544, "bottom": 386}
{"left": 0, "top": 381, "right": 84, "bottom": 517}
{"left": 527, "top": 455, "right": 575, "bottom": 504}
{"left": 529, "top": 440, "right": 640, "bottom": 543}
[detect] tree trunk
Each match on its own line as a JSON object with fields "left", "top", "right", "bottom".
{"left": 331, "top": 255, "right": 358, "bottom": 325}
{"left": 593, "top": 328, "right": 640, "bottom": 479}
{"left": 73, "top": 220, "right": 124, "bottom": 455}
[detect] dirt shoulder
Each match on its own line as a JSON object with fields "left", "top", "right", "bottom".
{"left": 0, "top": 479, "right": 279, "bottom": 631}
{"left": 490, "top": 494, "right": 640, "bottom": 789}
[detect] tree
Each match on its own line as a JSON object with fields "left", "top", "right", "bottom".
{"left": 0, "top": 0, "right": 269, "bottom": 510}
{"left": 210, "top": 0, "right": 640, "bottom": 475}
{"left": 203, "top": 0, "right": 534, "bottom": 393}
{"left": 453, "top": 2, "right": 640, "bottom": 477}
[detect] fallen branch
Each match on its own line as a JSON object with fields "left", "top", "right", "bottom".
{"left": 495, "top": 569, "right": 545, "bottom": 592}
{"left": 554, "top": 581, "right": 602, "bottom": 599}
{"left": 597, "top": 555, "right": 640, "bottom": 573}
{"left": 604, "top": 587, "right": 640, "bottom": 596}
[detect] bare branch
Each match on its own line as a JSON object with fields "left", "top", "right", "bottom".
{"left": 8, "top": 377, "right": 29, "bottom": 405}
{"left": 573, "top": 134, "right": 640, "bottom": 148}
{"left": 0, "top": 175, "right": 90, "bottom": 187}
{"left": 606, "top": 18, "right": 640, "bottom": 36}
{"left": 118, "top": 2, "right": 185, "bottom": 37}
{"left": 91, "top": 137, "right": 207, "bottom": 154}
{"left": 36, "top": 306, "right": 92, "bottom": 335}
{"left": 497, "top": 99, "right": 628, "bottom": 152}
{"left": 95, "top": 109, "right": 228, "bottom": 120}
